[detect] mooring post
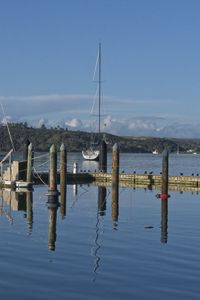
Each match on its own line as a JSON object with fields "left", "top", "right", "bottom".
{"left": 112, "top": 143, "right": 119, "bottom": 224}
{"left": 99, "top": 140, "right": 107, "bottom": 172}
{"left": 112, "top": 143, "right": 119, "bottom": 188}
{"left": 60, "top": 143, "right": 66, "bottom": 189}
{"left": 60, "top": 143, "right": 67, "bottom": 218}
{"left": 23, "top": 138, "right": 30, "bottom": 161}
{"left": 26, "top": 143, "right": 33, "bottom": 183}
{"left": 48, "top": 144, "right": 58, "bottom": 194}
{"left": 47, "top": 144, "right": 59, "bottom": 249}
{"left": 161, "top": 149, "right": 169, "bottom": 195}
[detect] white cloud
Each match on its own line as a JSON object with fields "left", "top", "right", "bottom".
{"left": 0, "top": 93, "right": 199, "bottom": 138}
{"left": 65, "top": 118, "right": 83, "bottom": 129}
{"left": 2, "top": 112, "right": 200, "bottom": 138}
{"left": 0, "top": 94, "right": 91, "bottom": 103}
{"left": 1, "top": 115, "right": 13, "bottom": 125}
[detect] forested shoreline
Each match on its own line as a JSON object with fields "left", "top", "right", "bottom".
{"left": 1, "top": 122, "right": 200, "bottom": 154}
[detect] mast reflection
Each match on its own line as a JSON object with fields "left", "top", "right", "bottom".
{"left": 92, "top": 186, "right": 107, "bottom": 281}
{"left": 93, "top": 212, "right": 101, "bottom": 280}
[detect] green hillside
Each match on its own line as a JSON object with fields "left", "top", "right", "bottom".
{"left": 1, "top": 122, "right": 200, "bottom": 154}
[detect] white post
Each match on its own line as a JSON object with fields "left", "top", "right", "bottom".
{"left": 73, "top": 162, "right": 78, "bottom": 174}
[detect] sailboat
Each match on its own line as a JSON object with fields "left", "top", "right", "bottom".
{"left": 82, "top": 44, "right": 102, "bottom": 161}
{"left": 152, "top": 149, "right": 158, "bottom": 155}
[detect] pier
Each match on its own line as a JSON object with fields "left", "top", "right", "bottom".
{"left": 0, "top": 142, "right": 200, "bottom": 192}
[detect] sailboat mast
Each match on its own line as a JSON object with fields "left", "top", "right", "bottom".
{"left": 98, "top": 43, "right": 101, "bottom": 136}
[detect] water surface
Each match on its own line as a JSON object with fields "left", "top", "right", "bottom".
{"left": 0, "top": 153, "right": 200, "bottom": 299}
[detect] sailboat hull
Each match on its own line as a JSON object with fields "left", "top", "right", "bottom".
{"left": 82, "top": 149, "right": 100, "bottom": 161}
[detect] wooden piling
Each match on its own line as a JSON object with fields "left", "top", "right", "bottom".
{"left": 23, "top": 138, "right": 30, "bottom": 161}
{"left": 26, "top": 143, "right": 33, "bottom": 183}
{"left": 112, "top": 143, "right": 119, "bottom": 224}
{"left": 112, "top": 143, "right": 119, "bottom": 189}
{"left": 60, "top": 143, "right": 66, "bottom": 189}
{"left": 99, "top": 140, "right": 107, "bottom": 172}
{"left": 60, "top": 143, "right": 67, "bottom": 218}
{"left": 49, "top": 144, "right": 58, "bottom": 194}
{"left": 161, "top": 149, "right": 169, "bottom": 195}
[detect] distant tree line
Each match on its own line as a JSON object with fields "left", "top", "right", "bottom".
{"left": 0, "top": 122, "right": 200, "bottom": 154}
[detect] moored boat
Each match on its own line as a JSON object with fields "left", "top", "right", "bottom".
{"left": 82, "top": 43, "right": 103, "bottom": 161}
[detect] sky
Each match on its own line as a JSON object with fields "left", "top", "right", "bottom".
{"left": 1, "top": 0, "right": 200, "bottom": 137}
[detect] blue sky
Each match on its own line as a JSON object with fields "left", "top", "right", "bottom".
{"left": 1, "top": 0, "right": 200, "bottom": 136}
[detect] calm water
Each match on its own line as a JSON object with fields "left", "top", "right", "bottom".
{"left": 30, "top": 151, "right": 200, "bottom": 175}
{"left": 1, "top": 153, "right": 200, "bottom": 299}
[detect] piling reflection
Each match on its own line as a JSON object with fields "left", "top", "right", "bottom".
{"left": 112, "top": 185, "right": 119, "bottom": 227}
{"left": 98, "top": 186, "right": 106, "bottom": 216}
{"left": 161, "top": 199, "right": 168, "bottom": 243}
{"left": 25, "top": 191, "right": 33, "bottom": 234}
{"left": 47, "top": 196, "right": 59, "bottom": 251}
{"left": 59, "top": 185, "right": 67, "bottom": 219}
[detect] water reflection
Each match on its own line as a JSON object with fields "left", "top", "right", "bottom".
{"left": 0, "top": 189, "right": 33, "bottom": 231}
{"left": 0, "top": 183, "right": 182, "bottom": 253}
{"left": 93, "top": 211, "right": 101, "bottom": 280}
{"left": 82, "top": 160, "right": 99, "bottom": 172}
{"left": 98, "top": 186, "right": 107, "bottom": 216}
{"left": 47, "top": 197, "right": 59, "bottom": 251}
{"left": 2, "top": 189, "right": 26, "bottom": 211}
{"left": 60, "top": 185, "right": 67, "bottom": 219}
{"left": 92, "top": 186, "right": 107, "bottom": 281}
{"left": 25, "top": 191, "right": 33, "bottom": 234}
{"left": 112, "top": 184, "right": 119, "bottom": 227}
{"left": 72, "top": 184, "right": 78, "bottom": 196}
{"left": 161, "top": 199, "right": 168, "bottom": 243}
{"left": 0, "top": 189, "right": 13, "bottom": 224}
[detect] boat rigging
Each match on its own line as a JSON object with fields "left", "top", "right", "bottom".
{"left": 82, "top": 43, "right": 103, "bottom": 161}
